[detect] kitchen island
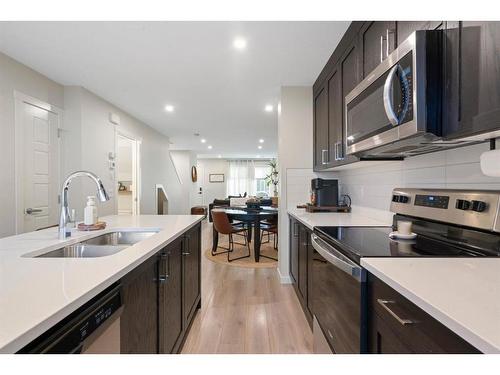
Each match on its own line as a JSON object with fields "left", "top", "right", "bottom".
{"left": 0, "top": 214, "right": 203, "bottom": 353}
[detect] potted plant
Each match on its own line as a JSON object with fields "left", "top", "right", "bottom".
{"left": 265, "top": 159, "right": 279, "bottom": 198}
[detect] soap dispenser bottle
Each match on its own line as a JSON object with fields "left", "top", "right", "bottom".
{"left": 84, "top": 196, "right": 98, "bottom": 225}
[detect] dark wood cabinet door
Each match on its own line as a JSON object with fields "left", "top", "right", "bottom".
{"left": 340, "top": 43, "right": 361, "bottom": 165}
{"left": 444, "top": 21, "right": 500, "bottom": 139}
{"left": 183, "top": 223, "right": 201, "bottom": 326}
{"left": 396, "top": 21, "right": 442, "bottom": 45}
{"left": 298, "top": 225, "right": 308, "bottom": 302}
{"left": 289, "top": 218, "right": 299, "bottom": 284}
{"left": 120, "top": 256, "right": 159, "bottom": 354}
{"left": 159, "top": 237, "right": 183, "bottom": 354}
{"left": 327, "top": 67, "right": 342, "bottom": 166}
{"left": 368, "top": 275, "right": 480, "bottom": 354}
{"left": 370, "top": 311, "right": 413, "bottom": 354}
{"left": 313, "top": 85, "right": 329, "bottom": 170}
{"left": 360, "top": 21, "right": 396, "bottom": 78}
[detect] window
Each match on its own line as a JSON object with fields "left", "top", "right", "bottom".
{"left": 227, "top": 160, "right": 272, "bottom": 197}
{"left": 254, "top": 164, "right": 271, "bottom": 197}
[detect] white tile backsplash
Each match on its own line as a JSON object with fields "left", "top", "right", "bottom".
{"left": 317, "top": 143, "right": 500, "bottom": 211}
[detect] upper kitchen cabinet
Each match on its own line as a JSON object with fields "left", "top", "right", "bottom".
{"left": 443, "top": 21, "right": 500, "bottom": 140}
{"left": 359, "top": 21, "right": 397, "bottom": 78}
{"left": 396, "top": 21, "right": 443, "bottom": 44}
{"left": 314, "top": 84, "right": 329, "bottom": 170}
{"left": 313, "top": 22, "right": 362, "bottom": 171}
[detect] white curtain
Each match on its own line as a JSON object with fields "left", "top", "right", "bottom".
{"left": 227, "top": 160, "right": 256, "bottom": 197}
{"left": 226, "top": 160, "right": 272, "bottom": 197}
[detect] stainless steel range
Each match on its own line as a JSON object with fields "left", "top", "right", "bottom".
{"left": 311, "top": 188, "right": 500, "bottom": 354}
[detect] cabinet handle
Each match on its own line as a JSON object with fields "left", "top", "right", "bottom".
{"left": 183, "top": 235, "right": 191, "bottom": 256}
{"left": 386, "top": 29, "right": 396, "bottom": 57}
{"left": 156, "top": 252, "right": 168, "bottom": 283}
{"left": 335, "top": 141, "right": 344, "bottom": 161}
{"left": 165, "top": 251, "right": 171, "bottom": 279}
{"left": 377, "top": 299, "right": 415, "bottom": 326}
{"left": 321, "top": 149, "right": 329, "bottom": 165}
{"left": 293, "top": 222, "right": 299, "bottom": 237}
{"left": 380, "top": 35, "right": 387, "bottom": 62}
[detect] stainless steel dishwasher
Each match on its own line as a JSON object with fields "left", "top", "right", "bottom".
{"left": 19, "top": 283, "right": 123, "bottom": 354}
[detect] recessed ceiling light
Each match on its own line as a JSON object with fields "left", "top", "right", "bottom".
{"left": 165, "top": 105, "right": 174, "bottom": 112}
{"left": 265, "top": 104, "right": 273, "bottom": 112}
{"left": 233, "top": 37, "right": 247, "bottom": 50}
{"left": 201, "top": 138, "right": 206, "bottom": 143}
{"left": 208, "top": 145, "right": 213, "bottom": 150}
{"left": 258, "top": 145, "right": 263, "bottom": 149}
{"left": 259, "top": 139, "right": 264, "bottom": 143}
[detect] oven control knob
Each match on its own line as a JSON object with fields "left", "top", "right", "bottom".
{"left": 471, "top": 200, "right": 487, "bottom": 212}
{"left": 455, "top": 199, "right": 471, "bottom": 210}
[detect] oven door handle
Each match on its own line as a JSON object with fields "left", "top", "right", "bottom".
{"left": 383, "top": 64, "right": 401, "bottom": 126}
{"left": 311, "top": 234, "right": 364, "bottom": 282}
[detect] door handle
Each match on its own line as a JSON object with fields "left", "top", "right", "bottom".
{"left": 310, "top": 234, "right": 364, "bottom": 282}
{"left": 377, "top": 299, "right": 415, "bottom": 326}
{"left": 383, "top": 64, "right": 401, "bottom": 126}
{"left": 25, "top": 208, "right": 42, "bottom": 215}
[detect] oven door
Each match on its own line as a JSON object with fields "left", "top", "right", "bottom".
{"left": 310, "top": 233, "right": 367, "bottom": 353}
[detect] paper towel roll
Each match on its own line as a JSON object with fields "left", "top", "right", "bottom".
{"left": 480, "top": 149, "right": 500, "bottom": 177}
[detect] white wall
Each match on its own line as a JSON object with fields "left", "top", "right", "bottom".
{"left": 196, "top": 159, "right": 229, "bottom": 205}
{"left": 170, "top": 150, "right": 198, "bottom": 213}
{"left": 277, "top": 86, "right": 315, "bottom": 283}
{"left": 63, "top": 86, "right": 186, "bottom": 218}
{"left": 0, "top": 52, "right": 64, "bottom": 238}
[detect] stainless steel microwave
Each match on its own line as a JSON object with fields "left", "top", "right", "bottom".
{"left": 345, "top": 31, "right": 445, "bottom": 158}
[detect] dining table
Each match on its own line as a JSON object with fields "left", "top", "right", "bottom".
{"left": 211, "top": 206, "right": 278, "bottom": 262}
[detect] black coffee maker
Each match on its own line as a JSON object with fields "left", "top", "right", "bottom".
{"left": 311, "top": 178, "right": 339, "bottom": 207}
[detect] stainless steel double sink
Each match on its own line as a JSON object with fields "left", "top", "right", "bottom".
{"left": 35, "top": 230, "right": 159, "bottom": 258}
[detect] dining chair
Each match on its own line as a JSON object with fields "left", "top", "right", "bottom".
{"left": 260, "top": 217, "right": 278, "bottom": 260}
{"left": 212, "top": 210, "right": 251, "bottom": 262}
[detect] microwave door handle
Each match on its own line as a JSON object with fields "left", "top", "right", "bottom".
{"left": 383, "top": 64, "right": 400, "bottom": 126}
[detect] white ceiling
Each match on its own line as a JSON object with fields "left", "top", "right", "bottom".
{"left": 0, "top": 21, "right": 349, "bottom": 158}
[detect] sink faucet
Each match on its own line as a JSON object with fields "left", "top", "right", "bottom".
{"left": 59, "top": 171, "right": 110, "bottom": 239}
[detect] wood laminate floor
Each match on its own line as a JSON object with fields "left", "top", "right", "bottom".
{"left": 181, "top": 221, "right": 313, "bottom": 354}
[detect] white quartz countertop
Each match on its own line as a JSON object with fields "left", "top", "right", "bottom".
{"left": 287, "top": 206, "right": 393, "bottom": 229}
{"left": 0, "top": 214, "right": 203, "bottom": 353}
{"left": 361, "top": 257, "right": 500, "bottom": 353}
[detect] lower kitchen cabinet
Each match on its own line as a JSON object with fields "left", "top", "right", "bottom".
{"left": 120, "top": 254, "right": 159, "bottom": 354}
{"left": 368, "top": 274, "right": 480, "bottom": 354}
{"left": 289, "top": 216, "right": 313, "bottom": 327}
{"left": 121, "top": 222, "right": 202, "bottom": 354}
{"left": 159, "top": 236, "right": 183, "bottom": 354}
{"left": 289, "top": 218, "right": 299, "bottom": 284}
{"left": 183, "top": 224, "right": 201, "bottom": 329}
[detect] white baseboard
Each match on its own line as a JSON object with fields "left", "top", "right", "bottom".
{"left": 277, "top": 267, "right": 293, "bottom": 284}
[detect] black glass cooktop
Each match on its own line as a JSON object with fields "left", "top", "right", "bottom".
{"left": 314, "top": 219, "right": 500, "bottom": 264}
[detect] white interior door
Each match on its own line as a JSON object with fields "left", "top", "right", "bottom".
{"left": 19, "top": 100, "right": 60, "bottom": 232}
{"left": 116, "top": 133, "right": 140, "bottom": 216}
